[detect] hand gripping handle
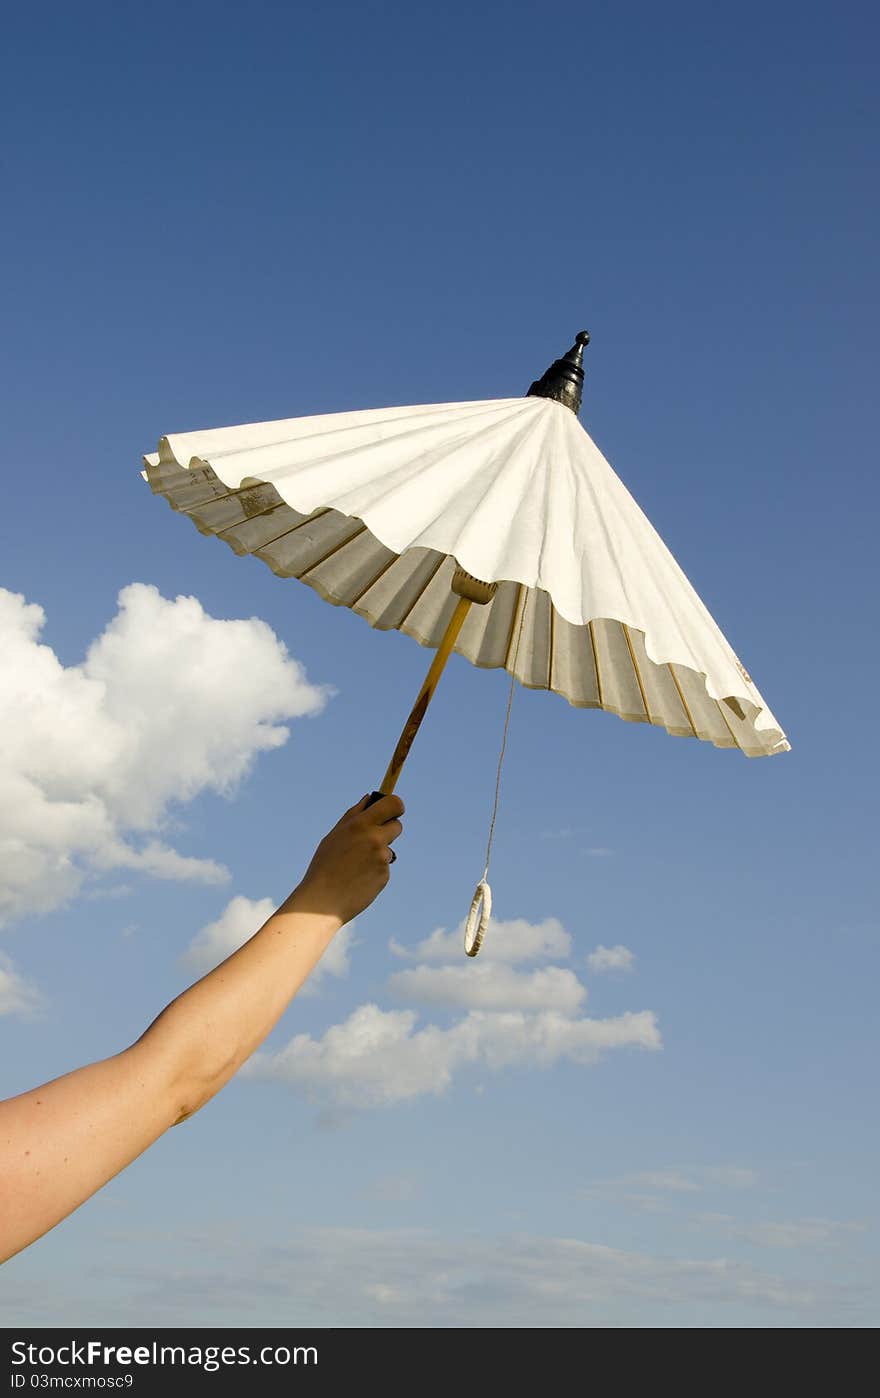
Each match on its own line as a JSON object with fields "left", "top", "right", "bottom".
{"left": 365, "top": 791, "right": 396, "bottom": 862}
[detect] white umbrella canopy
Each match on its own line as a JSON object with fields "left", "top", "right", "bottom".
{"left": 143, "top": 334, "right": 789, "bottom": 760}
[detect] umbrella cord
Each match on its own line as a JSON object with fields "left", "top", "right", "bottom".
{"left": 482, "top": 587, "right": 528, "bottom": 882}
{"left": 465, "top": 588, "right": 527, "bottom": 957}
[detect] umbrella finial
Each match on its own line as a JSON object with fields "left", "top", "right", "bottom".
{"left": 527, "top": 330, "right": 590, "bottom": 415}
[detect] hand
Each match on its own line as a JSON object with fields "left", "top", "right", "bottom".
{"left": 288, "top": 793, "right": 405, "bottom": 925}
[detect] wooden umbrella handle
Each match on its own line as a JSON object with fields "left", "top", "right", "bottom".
{"left": 365, "top": 594, "right": 474, "bottom": 805}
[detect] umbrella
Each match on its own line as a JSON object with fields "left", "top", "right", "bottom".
{"left": 143, "top": 332, "right": 789, "bottom": 953}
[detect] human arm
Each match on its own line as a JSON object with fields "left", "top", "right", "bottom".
{"left": 0, "top": 792, "right": 404, "bottom": 1263}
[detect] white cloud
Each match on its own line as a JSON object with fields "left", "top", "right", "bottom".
{"left": 247, "top": 1002, "right": 660, "bottom": 1108}
{"left": 389, "top": 914, "right": 572, "bottom": 965}
{"left": 0, "top": 952, "right": 42, "bottom": 1018}
{"left": 696, "top": 1215, "right": 866, "bottom": 1250}
{"left": 359, "top": 1173, "right": 423, "bottom": 1203}
{"left": 11, "top": 1224, "right": 844, "bottom": 1327}
{"left": 583, "top": 1165, "right": 760, "bottom": 1212}
{"left": 248, "top": 907, "right": 659, "bottom": 1108}
{"left": 587, "top": 944, "right": 634, "bottom": 974}
{"left": 389, "top": 962, "right": 586, "bottom": 1013}
{"left": 181, "top": 895, "right": 278, "bottom": 974}
{"left": 306, "top": 924, "right": 355, "bottom": 991}
{"left": 94, "top": 840, "right": 229, "bottom": 884}
{"left": 182, "top": 894, "right": 354, "bottom": 991}
{"left": 84, "top": 884, "right": 134, "bottom": 902}
{"left": 743, "top": 1220, "right": 865, "bottom": 1249}
{"left": 579, "top": 1163, "right": 761, "bottom": 1219}
{"left": 703, "top": 1166, "right": 759, "bottom": 1190}
{"left": 0, "top": 583, "right": 332, "bottom": 925}
{"left": 266, "top": 1226, "right": 824, "bottom": 1321}
{"left": 627, "top": 1170, "right": 701, "bottom": 1193}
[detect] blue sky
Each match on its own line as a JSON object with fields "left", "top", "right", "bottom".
{"left": 1, "top": 0, "right": 877, "bottom": 1327}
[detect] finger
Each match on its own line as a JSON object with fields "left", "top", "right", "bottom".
{"left": 362, "top": 793, "right": 405, "bottom": 824}
{"left": 369, "top": 818, "right": 402, "bottom": 852}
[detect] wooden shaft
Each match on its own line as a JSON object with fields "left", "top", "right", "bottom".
{"left": 378, "top": 596, "right": 473, "bottom": 795}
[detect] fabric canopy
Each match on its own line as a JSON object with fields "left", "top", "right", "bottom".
{"left": 144, "top": 395, "right": 789, "bottom": 758}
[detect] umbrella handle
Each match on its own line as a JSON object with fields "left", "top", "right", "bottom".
{"left": 364, "top": 581, "right": 496, "bottom": 949}
{"left": 366, "top": 594, "right": 474, "bottom": 801}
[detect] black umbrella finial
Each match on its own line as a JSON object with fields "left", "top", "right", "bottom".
{"left": 526, "top": 330, "right": 590, "bottom": 415}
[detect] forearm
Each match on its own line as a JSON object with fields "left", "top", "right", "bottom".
{"left": 1, "top": 792, "right": 402, "bottom": 1264}
{"left": 0, "top": 890, "right": 343, "bottom": 1263}
{"left": 136, "top": 887, "right": 343, "bottom": 1122}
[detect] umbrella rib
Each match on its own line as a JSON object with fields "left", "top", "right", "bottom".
{"left": 160, "top": 477, "right": 253, "bottom": 521}
{"left": 348, "top": 549, "right": 405, "bottom": 608}
{"left": 666, "top": 663, "right": 699, "bottom": 739}
{"left": 397, "top": 551, "right": 450, "bottom": 632}
{"left": 502, "top": 584, "right": 526, "bottom": 678}
{"left": 193, "top": 399, "right": 518, "bottom": 469}
{"left": 178, "top": 465, "right": 283, "bottom": 515}
{"left": 216, "top": 503, "right": 333, "bottom": 549}
{"left": 588, "top": 620, "right": 605, "bottom": 708}
{"left": 547, "top": 600, "right": 555, "bottom": 692}
{"left": 714, "top": 697, "right": 741, "bottom": 749}
{"left": 622, "top": 623, "right": 651, "bottom": 722}
{"left": 296, "top": 521, "right": 369, "bottom": 579}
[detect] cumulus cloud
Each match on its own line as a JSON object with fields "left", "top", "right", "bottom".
{"left": 0, "top": 953, "right": 42, "bottom": 1018}
{"left": 181, "top": 895, "right": 279, "bottom": 975}
{"left": 247, "top": 909, "right": 660, "bottom": 1108}
{"left": 182, "top": 894, "right": 354, "bottom": 991}
{"left": 247, "top": 1002, "right": 660, "bottom": 1108}
{"left": 389, "top": 913, "right": 592, "bottom": 1013}
{"left": 587, "top": 944, "right": 635, "bottom": 974}
{"left": 93, "top": 840, "right": 229, "bottom": 884}
{"left": 0, "top": 583, "right": 332, "bottom": 925}
{"left": 305, "top": 925, "right": 355, "bottom": 992}
{"left": 388, "top": 962, "right": 586, "bottom": 1013}
{"left": 389, "top": 915, "right": 572, "bottom": 965}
